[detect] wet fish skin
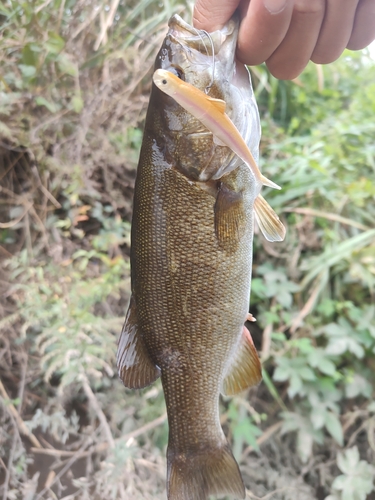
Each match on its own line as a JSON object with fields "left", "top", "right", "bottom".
{"left": 117, "top": 14, "right": 264, "bottom": 500}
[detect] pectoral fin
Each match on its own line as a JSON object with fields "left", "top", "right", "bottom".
{"left": 117, "top": 297, "right": 160, "bottom": 389}
{"left": 254, "top": 195, "right": 286, "bottom": 242}
{"left": 222, "top": 325, "right": 262, "bottom": 396}
{"left": 214, "top": 182, "right": 246, "bottom": 251}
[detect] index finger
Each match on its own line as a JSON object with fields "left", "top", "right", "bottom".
{"left": 193, "top": 0, "right": 240, "bottom": 31}
{"left": 193, "top": 0, "right": 295, "bottom": 66}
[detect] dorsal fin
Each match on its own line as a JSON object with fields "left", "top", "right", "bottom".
{"left": 207, "top": 97, "right": 226, "bottom": 113}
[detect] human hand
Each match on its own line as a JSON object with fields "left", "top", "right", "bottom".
{"left": 193, "top": 0, "right": 375, "bottom": 80}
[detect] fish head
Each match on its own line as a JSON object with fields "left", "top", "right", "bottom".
{"left": 149, "top": 14, "right": 261, "bottom": 183}
{"left": 158, "top": 14, "right": 239, "bottom": 96}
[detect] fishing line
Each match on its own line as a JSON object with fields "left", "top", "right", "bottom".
{"left": 191, "top": 27, "right": 216, "bottom": 94}
{"left": 200, "top": 30, "right": 216, "bottom": 94}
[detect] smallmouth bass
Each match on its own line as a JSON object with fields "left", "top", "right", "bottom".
{"left": 117, "top": 14, "right": 284, "bottom": 500}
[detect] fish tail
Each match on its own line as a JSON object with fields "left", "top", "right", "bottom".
{"left": 167, "top": 442, "right": 245, "bottom": 500}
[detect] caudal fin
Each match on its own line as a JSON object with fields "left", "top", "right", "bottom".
{"left": 167, "top": 442, "right": 245, "bottom": 500}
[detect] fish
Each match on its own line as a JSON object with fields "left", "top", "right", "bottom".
{"left": 152, "top": 69, "right": 286, "bottom": 242}
{"left": 117, "top": 14, "right": 284, "bottom": 500}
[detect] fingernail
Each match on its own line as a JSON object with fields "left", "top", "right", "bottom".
{"left": 263, "top": 0, "right": 288, "bottom": 14}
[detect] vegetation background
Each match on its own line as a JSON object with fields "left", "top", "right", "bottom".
{"left": 0, "top": 0, "right": 374, "bottom": 499}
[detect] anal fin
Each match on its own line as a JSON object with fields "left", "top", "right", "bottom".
{"left": 117, "top": 296, "right": 160, "bottom": 389}
{"left": 254, "top": 194, "right": 286, "bottom": 242}
{"left": 222, "top": 325, "right": 262, "bottom": 396}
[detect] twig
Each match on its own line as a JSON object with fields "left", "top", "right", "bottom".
{"left": 342, "top": 409, "right": 367, "bottom": 433}
{"left": 261, "top": 323, "right": 273, "bottom": 360}
{"left": 57, "top": 0, "right": 66, "bottom": 31}
{"left": 30, "top": 109, "right": 70, "bottom": 143}
{"left": 81, "top": 378, "right": 126, "bottom": 499}
{"left": 346, "top": 420, "right": 368, "bottom": 449}
{"left": 118, "top": 411, "right": 167, "bottom": 443}
{"left": 0, "top": 245, "right": 13, "bottom": 258}
{"left": 2, "top": 416, "right": 18, "bottom": 500}
{"left": 0, "top": 201, "right": 33, "bottom": 228}
{"left": 31, "top": 411, "right": 168, "bottom": 458}
{"left": 0, "top": 151, "right": 25, "bottom": 182}
{"left": 81, "top": 377, "right": 115, "bottom": 448}
{"left": 0, "top": 378, "right": 42, "bottom": 449}
{"left": 34, "top": 0, "right": 54, "bottom": 13}
{"left": 261, "top": 297, "right": 276, "bottom": 360}
{"left": 241, "top": 421, "right": 283, "bottom": 459}
{"left": 94, "top": 0, "right": 120, "bottom": 51}
{"left": 290, "top": 273, "right": 326, "bottom": 334}
{"left": 31, "top": 165, "right": 61, "bottom": 209}
{"left": 35, "top": 436, "right": 94, "bottom": 500}
{"left": 246, "top": 486, "right": 300, "bottom": 500}
{"left": 284, "top": 207, "right": 369, "bottom": 231}
{"left": 1, "top": 393, "right": 23, "bottom": 500}
{"left": 17, "top": 349, "right": 27, "bottom": 415}
{"left": 71, "top": 6, "right": 101, "bottom": 39}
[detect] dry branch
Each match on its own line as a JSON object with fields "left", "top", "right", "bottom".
{"left": 0, "top": 378, "right": 42, "bottom": 449}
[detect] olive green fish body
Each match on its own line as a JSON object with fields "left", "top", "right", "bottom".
{"left": 118, "top": 14, "right": 263, "bottom": 500}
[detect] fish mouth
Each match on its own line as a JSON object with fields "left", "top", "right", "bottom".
{"left": 167, "top": 14, "right": 238, "bottom": 57}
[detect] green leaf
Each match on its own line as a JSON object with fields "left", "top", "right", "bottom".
{"left": 324, "top": 411, "right": 343, "bottom": 446}
{"left": 18, "top": 64, "right": 37, "bottom": 78}
{"left": 307, "top": 348, "right": 336, "bottom": 376}
{"left": 71, "top": 95, "right": 84, "bottom": 113}
{"left": 45, "top": 32, "right": 65, "bottom": 54}
{"left": 233, "top": 420, "right": 262, "bottom": 451}
{"left": 296, "top": 429, "right": 313, "bottom": 463}
{"left": 310, "top": 407, "right": 326, "bottom": 430}
{"left": 57, "top": 53, "right": 78, "bottom": 76}
{"left": 273, "top": 365, "right": 289, "bottom": 382}
{"left": 345, "top": 373, "right": 372, "bottom": 398}
{"left": 22, "top": 43, "right": 40, "bottom": 66}
{"left": 332, "top": 448, "right": 375, "bottom": 500}
{"left": 337, "top": 447, "right": 360, "bottom": 474}
{"left": 34, "top": 96, "right": 60, "bottom": 113}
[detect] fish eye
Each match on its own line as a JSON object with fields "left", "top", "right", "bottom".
{"left": 162, "top": 79, "right": 167, "bottom": 85}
